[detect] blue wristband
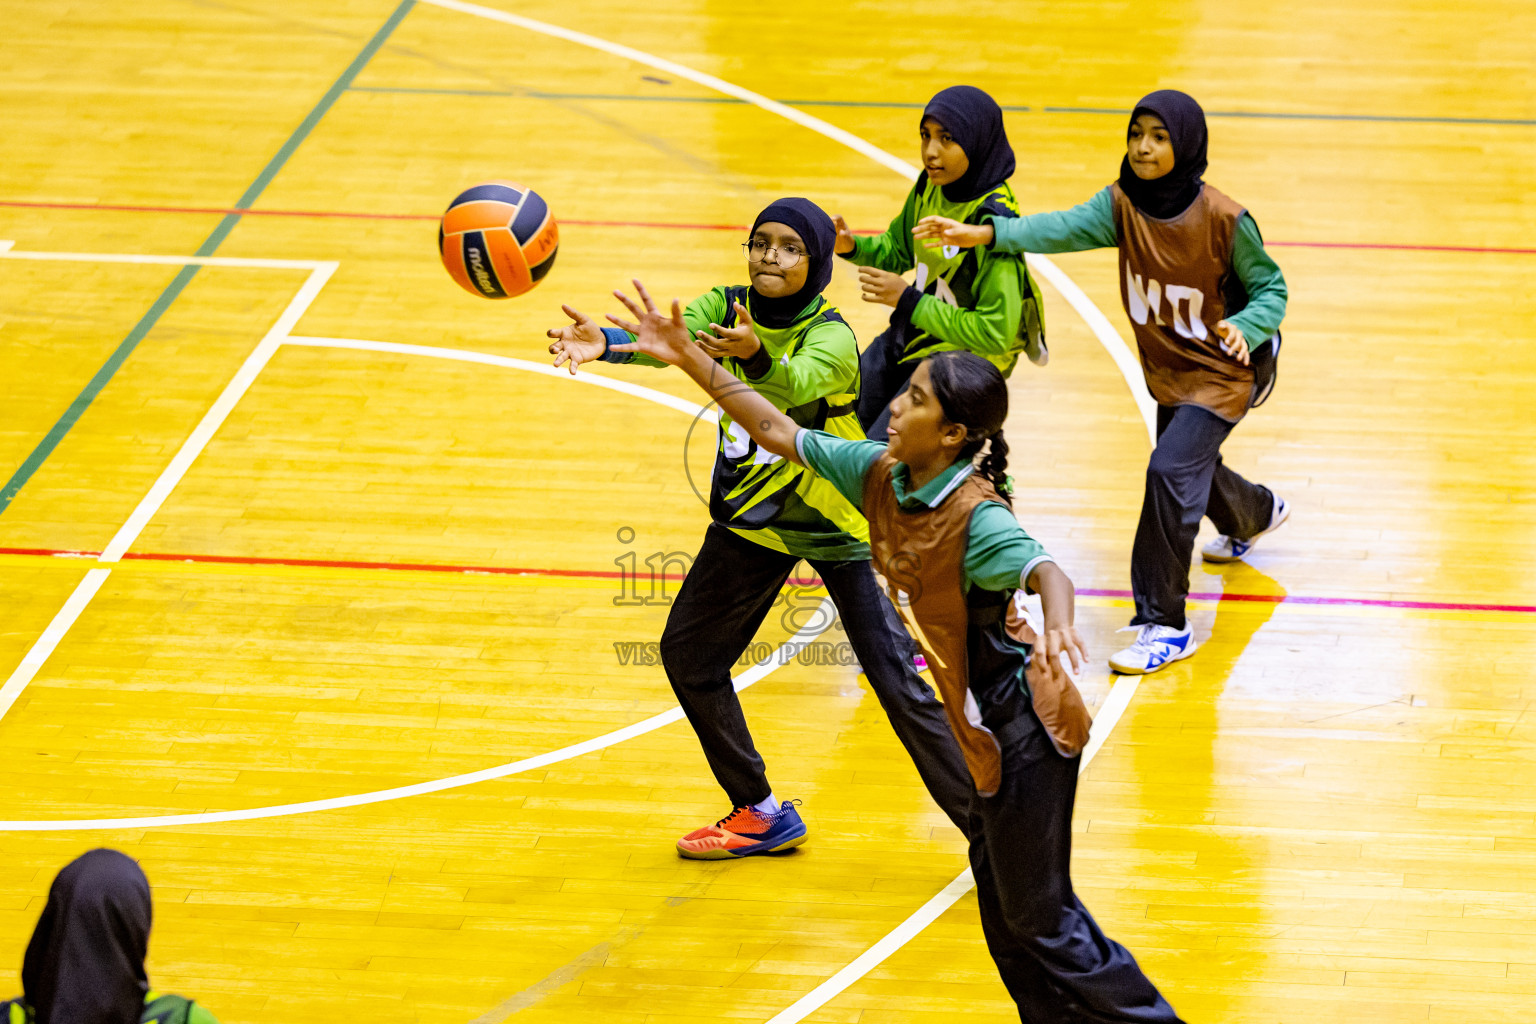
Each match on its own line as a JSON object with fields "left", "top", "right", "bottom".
{"left": 599, "top": 327, "right": 633, "bottom": 363}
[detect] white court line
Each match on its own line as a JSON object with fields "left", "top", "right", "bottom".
{"left": 762, "top": 673, "right": 1142, "bottom": 1024}
{"left": 420, "top": 0, "right": 1157, "bottom": 443}
{"left": 0, "top": 569, "right": 112, "bottom": 723}
{"left": 0, "top": 240, "right": 15, "bottom": 253}
{"left": 785, "top": 577, "right": 1366, "bottom": 1002}
{"left": 0, "top": 254, "right": 337, "bottom": 731}
{"left": 0, "top": 322, "right": 819, "bottom": 829}
{"left": 0, "top": 250, "right": 331, "bottom": 270}
{"left": 0, "top": 596, "right": 833, "bottom": 831}
{"left": 284, "top": 335, "right": 714, "bottom": 421}
{"left": 102, "top": 264, "right": 337, "bottom": 561}
{"left": 418, "top": 5, "right": 1159, "bottom": 1019}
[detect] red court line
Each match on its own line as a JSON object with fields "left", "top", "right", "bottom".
{"left": 1078, "top": 587, "right": 1536, "bottom": 614}
{"left": 6, "top": 199, "right": 1535, "bottom": 254}
{"left": 4, "top": 546, "right": 1531, "bottom": 614}
{"left": 1265, "top": 240, "right": 1536, "bottom": 255}
{"left": 0, "top": 547, "right": 817, "bottom": 587}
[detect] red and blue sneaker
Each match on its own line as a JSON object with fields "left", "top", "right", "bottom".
{"left": 676, "top": 799, "right": 807, "bottom": 860}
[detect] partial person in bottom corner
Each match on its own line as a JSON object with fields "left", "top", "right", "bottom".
{"left": 2, "top": 848, "right": 219, "bottom": 1024}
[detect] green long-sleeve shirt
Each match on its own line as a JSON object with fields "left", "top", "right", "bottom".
{"left": 843, "top": 178, "right": 1041, "bottom": 375}
{"left": 990, "top": 186, "right": 1287, "bottom": 347}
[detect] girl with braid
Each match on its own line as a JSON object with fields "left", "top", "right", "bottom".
{"left": 548, "top": 198, "right": 973, "bottom": 859}
{"left": 917, "top": 89, "right": 1290, "bottom": 675}
{"left": 605, "top": 279, "right": 1185, "bottom": 1024}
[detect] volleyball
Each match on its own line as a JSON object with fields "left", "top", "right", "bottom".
{"left": 439, "top": 181, "right": 559, "bottom": 298}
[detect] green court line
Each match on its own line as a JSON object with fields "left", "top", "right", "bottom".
{"left": 349, "top": 84, "right": 1536, "bottom": 127}
{"left": 0, "top": 0, "right": 417, "bottom": 516}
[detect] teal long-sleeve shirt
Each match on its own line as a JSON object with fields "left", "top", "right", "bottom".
{"left": 990, "top": 186, "right": 1287, "bottom": 347}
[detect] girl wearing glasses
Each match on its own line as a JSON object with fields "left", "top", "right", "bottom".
{"left": 833, "top": 85, "right": 1046, "bottom": 441}
{"left": 547, "top": 198, "right": 972, "bottom": 859}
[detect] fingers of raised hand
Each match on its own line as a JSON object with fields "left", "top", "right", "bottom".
{"left": 631, "top": 279, "right": 658, "bottom": 313}
{"left": 561, "top": 303, "right": 588, "bottom": 325}
{"left": 606, "top": 313, "right": 640, "bottom": 334}
{"left": 612, "top": 289, "right": 645, "bottom": 319}
{"left": 733, "top": 301, "right": 754, "bottom": 325}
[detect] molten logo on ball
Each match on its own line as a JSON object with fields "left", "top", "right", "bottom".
{"left": 439, "top": 181, "right": 560, "bottom": 299}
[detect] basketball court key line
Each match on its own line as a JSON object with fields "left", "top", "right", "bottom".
{"left": 0, "top": 298, "right": 822, "bottom": 828}
{"left": 0, "top": 0, "right": 415, "bottom": 517}
{"left": 0, "top": 248, "right": 336, "bottom": 728}
{"left": 419, "top": 4, "right": 1157, "bottom": 1021}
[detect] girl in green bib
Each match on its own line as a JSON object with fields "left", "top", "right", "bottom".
{"left": 3, "top": 849, "right": 218, "bottom": 1024}
{"left": 548, "top": 198, "right": 972, "bottom": 859}
{"left": 605, "top": 279, "right": 1184, "bottom": 1024}
{"left": 834, "top": 84, "right": 1046, "bottom": 441}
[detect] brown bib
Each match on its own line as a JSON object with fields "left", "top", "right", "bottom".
{"left": 862, "top": 456, "right": 1091, "bottom": 796}
{"left": 1111, "top": 182, "right": 1254, "bottom": 422}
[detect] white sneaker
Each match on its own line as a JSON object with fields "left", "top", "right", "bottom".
{"left": 1202, "top": 496, "right": 1290, "bottom": 564}
{"left": 1108, "top": 624, "right": 1198, "bottom": 675}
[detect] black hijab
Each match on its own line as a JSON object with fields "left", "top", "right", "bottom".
{"left": 22, "top": 849, "right": 152, "bottom": 1024}
{"left": 747, "top": 197, "right": 837, "bottom": 329}
{"left": 1117, "top": 89, "right": 1208, "bottom": 219}
{"left": 920, "top": 86, "right": 1016, "bottom": 203}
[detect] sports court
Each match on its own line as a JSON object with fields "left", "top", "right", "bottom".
{"left": 2, "top": 1, "right": 1534, "bottom": 1021}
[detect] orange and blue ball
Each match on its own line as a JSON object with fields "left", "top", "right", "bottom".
{"left": 439, "top": 181, "right": 559, "bottom": 299}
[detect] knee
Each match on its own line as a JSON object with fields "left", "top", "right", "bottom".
{"left": 659, "top": 628, "right": 703, "bottom": 685}
{"left": 1145, "top": 447, "right": 1184, "bottom": 486}
{"left": 996, "top": 885, "right": 1070, "bottom": 939}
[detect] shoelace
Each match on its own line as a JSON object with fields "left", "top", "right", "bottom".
{"left": 717, "top": 798, "right": 802, "bottom": 829}
{"left": 1116, "top": 624, "right": 1173, "bottom": 651}
{"left": 715, "top": 806, "right": 754, "bottom": 829}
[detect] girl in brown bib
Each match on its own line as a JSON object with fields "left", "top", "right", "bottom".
{"left": 915, "top": 90, "right": 1291, "bottom": 676}
{"left": 607, "top": 280, "right": 1185, "bottom": 1024}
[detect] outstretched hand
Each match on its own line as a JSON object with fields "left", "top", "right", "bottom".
{"left": 547, "top": 305, "right": 608, "bottom": 375}
{"left": 695, "top": 301, "right": 762, "bottom": 360}
{"left": 912, "top": 215, "right": 994, "bottom": 249}
{"left": 606, "top": 279, "right": 696, "bottom": 366}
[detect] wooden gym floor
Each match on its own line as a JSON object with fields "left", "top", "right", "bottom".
{"left": 1, "top": 1, "right": 1534, "bottom": 1021}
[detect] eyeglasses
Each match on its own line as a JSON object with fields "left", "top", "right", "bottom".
{"left": 742, "top": 239, "right": 804, "bottom": 269}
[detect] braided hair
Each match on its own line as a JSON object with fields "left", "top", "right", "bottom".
{"left": 926, "top": 351, "right": 1012, "bottom": 507}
